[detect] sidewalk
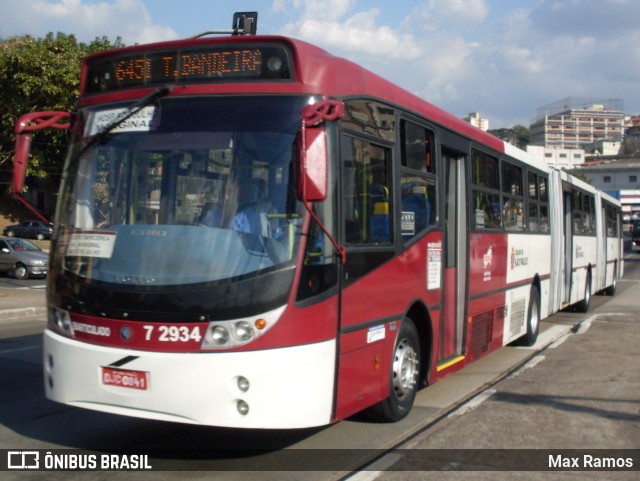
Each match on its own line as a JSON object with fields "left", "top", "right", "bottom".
{"left": 366, "top": 276, "right": 640, "bottom": 479}
{"left": 0, "top": 286, "right": 47, "bottom": 321}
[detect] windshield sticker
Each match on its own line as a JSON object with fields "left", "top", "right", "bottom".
{"left": 401, "top": 211, "right": 416, "bottom": 236}
{"left": 67, "top": 232, "right": 116, "bottom": 258}
{"left": 86, "top": 106, "right": 157, "bottom": 136}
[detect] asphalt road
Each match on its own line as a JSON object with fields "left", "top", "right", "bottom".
{"left": 0, "top": 254, "right": 638, "bottom": 480}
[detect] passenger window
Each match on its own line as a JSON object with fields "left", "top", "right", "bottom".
{"left": 400, "top": 120, "right": 437, "bottom": 242}
{"left": 342, "top": 136, "right": 392, "bottom": 245}
{"left": 471, "top": 150, "right": 501, "bottom": 230}
{"left": 502, "top": 161, "right": 524, "bottom": 232}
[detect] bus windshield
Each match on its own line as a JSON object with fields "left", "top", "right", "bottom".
{"left": 54, "top": 95, "right": 309, "bottom": 287}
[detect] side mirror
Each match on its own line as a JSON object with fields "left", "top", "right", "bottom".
{"left": 1, "top": 248, "right": 10, "bottom": 254}
{"left": 297, "top": 127, "right": 328, "bottom": 202}
{"left": 296, "top": 100, "right": 344, "bottom": 203}
{"left": 12, "top": 111, "right": 71, "bottom": 195}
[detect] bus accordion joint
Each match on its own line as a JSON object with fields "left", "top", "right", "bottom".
{"left": 299, "top": 100, "right": 347, "bottom": 264}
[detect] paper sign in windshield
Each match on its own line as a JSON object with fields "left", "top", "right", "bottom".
{"left": 87, "top": 106, "right": 156, "bottom": 136}
{"left": 67, "top": 232, "right": 116, "bottom": 258}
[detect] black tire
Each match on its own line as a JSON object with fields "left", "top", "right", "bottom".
{"left": 14, "top": 263, "right": 29, "bottom": 280}
{"left": 575, "top": 272, "right": 591, "bottom": 313}
{"left": 37, "top": 233, "right": 45, "bottom": 240}
{"left": 6, "top": 230, "right": 15, "bottom": 237}
{"left": 603, "top": 265, "right": 617, "bottom": 296}
{"left": 516, "top": 286, "right": 540, "bottom": 346}
{"left": 365, "top": 318, "right": 420, "bottom": 422}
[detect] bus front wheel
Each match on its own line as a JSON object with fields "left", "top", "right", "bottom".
{"left": 365, "top": 317, "right": 420, "bottom": 422}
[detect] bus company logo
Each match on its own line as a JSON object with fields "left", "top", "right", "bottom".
{"left": 7, "top": 451, "right": 39, "bottom": 469}
{"left": 483, "top": 246, "right": 493, "bottom": 282}
{"left": 483, "top": 246, "right": 493, "bottom": 270}
{"left": 511, "top": 247, "right": 529, "bottom": 269}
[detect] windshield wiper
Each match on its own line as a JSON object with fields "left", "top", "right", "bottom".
{"left": 77, "top": 85, "right": 173, "bottom": 158}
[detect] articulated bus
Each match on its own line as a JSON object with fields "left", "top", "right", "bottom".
{"left": 12, "top": 13, "right": 622, "bottom": 428}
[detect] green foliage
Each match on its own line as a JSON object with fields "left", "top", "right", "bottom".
{"left": 489, "top": 125, "right": 530, "bottom": 150}
{"left": 0, "top": 32, "right": 124, "bottom": 180}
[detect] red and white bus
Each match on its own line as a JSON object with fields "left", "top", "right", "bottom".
{"left": 13, "top": 13, "right": 622, "bottom": 429}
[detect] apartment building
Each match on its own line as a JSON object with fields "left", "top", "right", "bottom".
{"left": 529, "top": 97, "right": 624, "bottom": 149}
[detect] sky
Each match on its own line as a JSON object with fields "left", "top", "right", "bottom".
{"left": 1, "top": 0, "right": 638, "bottom": 128}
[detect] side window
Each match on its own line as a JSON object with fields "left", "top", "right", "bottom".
{"left": 528, "top": 172, "right": 539, "bottom": 233}
{"left": 573, "top": 190, "right": 584, "bottom": 235}
{"left": 584, "top": 194, "right": 595, "bottom": 235}
{"left": 502, "top": 161, "right": 524, "bottom": 232}
{"left": 538, "top": 176, "right": 549, "bottom": 232}
{"left": 400, "top": 120, "right": 437, "bottom": 242}
{"left": 527, "top": 171, "right": 549, "bottom": 233}
{"left": 342, "top": 136, "right": 392, "bottom": 245}
{"left": 471, "top": 150, "right": 501, "bottom": 229}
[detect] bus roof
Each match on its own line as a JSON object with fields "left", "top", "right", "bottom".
{"left": 81, "top": 34, "right": 505, "bottom": 153}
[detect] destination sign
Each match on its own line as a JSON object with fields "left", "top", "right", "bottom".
{"left": 85, "top": 43, "right": 293, "bottom": 94}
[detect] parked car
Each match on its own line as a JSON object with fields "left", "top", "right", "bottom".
{"left": 0, "top": 237, "right": 49, "bottom": 279}
{"left": 3, "top": 220, "right": 52, "bottom": 240}
{"left": 633, "top": 223, "right": 640, "bottom": 250}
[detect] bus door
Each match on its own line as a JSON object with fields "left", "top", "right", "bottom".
{"left": 563, "top": 187, "right": 573, "bottom": 305}
{"left": 439, "top": 148, "right": 468, "bottom": 364}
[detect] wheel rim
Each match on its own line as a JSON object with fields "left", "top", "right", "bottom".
{"left": 392, "top": 338, "right": 419, "bottom": 401}
{"left": 15, "top": 265, "right": 27, "bottom": 279}
{"left": 585, "top": 279, "right": 591, "bottom": 305}
{"left": 529, "top": 297, "right": 539, "bottom": 334}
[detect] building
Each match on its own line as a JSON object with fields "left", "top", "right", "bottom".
{"left": 529, "top": 97, "right": 625, "bottom": 149}
{"left": 527, "top": 145, "right": 585, "bottom": 169}
{"left": 571, "top": 157, "right": 640, "bottom": 217}
{"left": 464, "top": 112, "right": 489, "bottom": 131}
{"left": 584, "top": 140, "right": 623, "bottom": 156}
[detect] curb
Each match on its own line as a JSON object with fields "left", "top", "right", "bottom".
{"left": 0, "top": 307, "right": 47, "bottom": 322}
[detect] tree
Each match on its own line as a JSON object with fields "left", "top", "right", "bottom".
{"left": 489, "top": 125, "right": 530, "bottom": 150}
{"left": 0, "top": 32, "right": 124, "bottom": 182}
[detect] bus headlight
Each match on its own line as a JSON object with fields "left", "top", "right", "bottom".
{"left": 234, "top": 321, "right": 254, "bottom": 341}
{"left": 211, "top": 326, "right": 229, "bottom": 345}
{"left": 200, "top": 306, "right": 286, "bottom": 351}
{"left": 49, "top": 307, "right": 74, "bottom": 336}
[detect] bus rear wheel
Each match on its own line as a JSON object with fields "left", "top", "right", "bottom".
{"left": 603, "top": 265, "right": 617, "bottom": 296}
{"left": 575, "top": 272, "right": 591, "bottom": 313}
{"left": 365, "top": 317, "right": 420, "bottom": 422}
{"left": 516, "top": 286, "right": 540, "bottom": 346}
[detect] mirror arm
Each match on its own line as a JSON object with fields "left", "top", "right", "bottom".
{"left": 300, "top": 100, "right": 346, "bottom": 263}
{"left": 11, "top": 111, "right": 71, "bottom": 223}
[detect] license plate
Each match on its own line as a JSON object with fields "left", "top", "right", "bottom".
{"left": 101, "top": 367, "right": 149, "bottom": 390}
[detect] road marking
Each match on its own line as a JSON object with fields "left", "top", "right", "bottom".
{"left": 0, "top": 345, "right": 41, "bottom": 355}
{"left": 447, "top": 389, "right": 496, "bottom": 418}
{"left": 509, "top": 355, "right": 546, "bottom": 378}
{"left": 346, "top": 453, "right": 403, "bottom": 481}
